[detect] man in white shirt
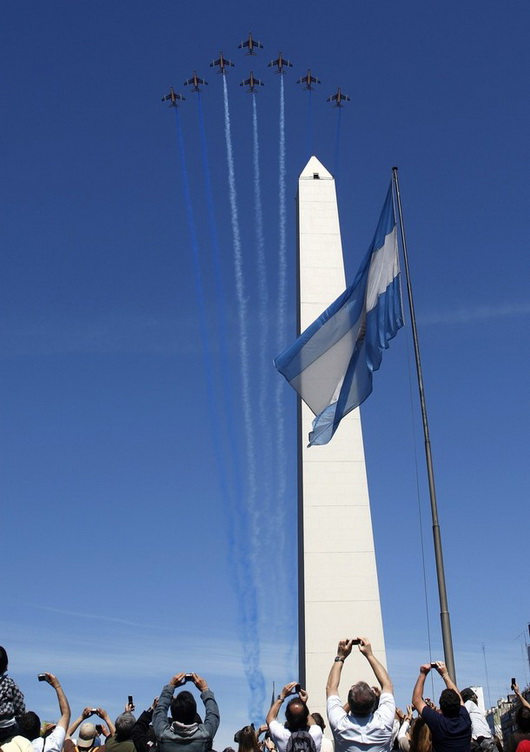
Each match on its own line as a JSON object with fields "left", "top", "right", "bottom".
{"left": 266, "top": 682, "right": 322, "bottom": 752}
{"left": 326, "top": 637, "right": 395, "bottom": 752}
{"left": 19, "top": 673, "right": 70, "bottom": 752}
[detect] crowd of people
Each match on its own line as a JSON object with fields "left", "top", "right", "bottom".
{"left": 1, "top": 640, "right": 529, "bottom": 752}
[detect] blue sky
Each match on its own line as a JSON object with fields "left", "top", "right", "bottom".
{"left": 1, "top": 0, "right": 529, "bottom": 747}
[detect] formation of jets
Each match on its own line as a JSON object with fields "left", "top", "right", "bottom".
{"left": 162, "top": 35, "right": 350, "bottom": 107}
{"left": 240, "top": 71, "right": 264, "bottom": 93}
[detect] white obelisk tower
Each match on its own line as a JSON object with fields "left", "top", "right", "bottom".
{"left": 297, "top": 156, "right": 387, "bottom": 720}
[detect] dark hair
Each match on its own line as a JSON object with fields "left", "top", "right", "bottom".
{"left": 516, "top": 707, "right": 530, "bottom": 733}
{"left": 18, "top": 712, "right": 41, "bottom": 741}
{"left": 115, "top": 712, "right": 135, "bottom": 741}
{"left": 410, "top": 718, "right": 432, "bottom": 752}
{"left": 347, "top": 682, "right": 377, "bottom": 717}
{"left": 460, "top": 688, "right": 476, "bottom": 703}
{"left": 439, "top": 689, "right": 461, "bottom": 718}
{"left": 310, "top": 713, "right": 325, "bottom": 731}
{"left": 285, "top": 699, "right": 309, "bottom": 731}
{"left": 236, "top": 726, "right": 259, "bottom": 752}
{"left": 171, "top": 691, "right": 197, "bottom": 725}
{"left": 0, "top": 647, "right": 8, "bottom": 674}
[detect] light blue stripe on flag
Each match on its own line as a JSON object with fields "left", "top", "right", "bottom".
{"left": 274, "top": 183, "right": 403, "bottom": 446}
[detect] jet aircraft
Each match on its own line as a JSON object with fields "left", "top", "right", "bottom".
{"left": 184, "top": 71, "right": 208, "bottom": 92}
{"left": 161, "top": 87, "right": 185, "bottom": 107}
{"left": 238, "top": 32, "right": 263, "bottom": 55}
{"left": 210, "top": 52, "right": 234, "bottom": 74}
{"left": 297, "top": 69, "right": 321, "bottom": 90}
{"left": 240, "top": 71, "right": 264, "bottom": 93}
{"left": 268, "top": 52, "right": 293, "bottom": 74}
{"left": 327, "top": 88, "right": 351, "bottom": 107}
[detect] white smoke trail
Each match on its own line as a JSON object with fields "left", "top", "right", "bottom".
{"left": 222, "top": 76, "right": 265, "bottom": 720}
{"left": 252, "top": 96, "right": 269, "bottom": 412}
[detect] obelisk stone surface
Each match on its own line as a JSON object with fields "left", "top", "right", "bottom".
{"left": 297, "top": 156, "right": 387, "bottom": 722}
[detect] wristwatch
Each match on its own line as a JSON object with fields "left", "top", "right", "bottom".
{"left": 334, "top": 656, "right": 344, "bottom": 663}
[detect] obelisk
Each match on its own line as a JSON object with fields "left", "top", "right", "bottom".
{"left": 297, "top": 156, "right": 387, "bottom": 720}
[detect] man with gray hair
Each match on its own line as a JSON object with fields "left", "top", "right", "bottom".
{"left": 105, "top": 711, "right": 136, "bottom": 752}
{"left": 326, "top": 637, "right": 395, "bottom": 752}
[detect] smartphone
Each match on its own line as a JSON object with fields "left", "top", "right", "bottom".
{"left": 351, "top": 639, "right": 361, "bottom": 645}
{"left": 511, "top": 678, "right": 516, "bottom": 689}
{"left": 90, "top": 709, "right": 98, "bottom": 715}
{"left": 128, "top": 696, "right": 134, "bottom": 707}
{"left": 430, "top": 662, "right": 438, "bottom": 668}
{"left": 289, "top": 683, "right": 301, "bottom": 695}
{"left": 37, "top": 674, "right": 47, "bottom": 682}
{"left": 184, "top": 674, "right": 194, "bottom": 681}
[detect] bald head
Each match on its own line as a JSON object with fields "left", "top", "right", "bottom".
{"left": 285, "top": 698, "right": 309, "bottom": 731}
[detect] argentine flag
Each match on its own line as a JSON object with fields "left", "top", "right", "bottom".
{"left": 274, "top": 183, "right": 403, "bottom": 446}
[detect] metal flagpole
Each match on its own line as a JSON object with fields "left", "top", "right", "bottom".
{"left": 392, "top": 166, "right": 457, "bottom": 682}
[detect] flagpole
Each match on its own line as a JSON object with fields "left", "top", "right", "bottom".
{"left": 392, "top": 166, "right": 457, "bottom": 682}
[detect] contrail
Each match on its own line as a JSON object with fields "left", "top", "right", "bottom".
{"left": 276, "top": 75, "right": 288, "bottom": 511}
{"left": 272, "top": 75, "right": 291, "bottom": 653}
{"left": 173, "top": 108, "right": 219, "bottom": 439}
{"left": 173, "top": 106, "right": 246, "bottom": 579}
{"left": 196, "top": 91, "right": 239, "bottom": 500}
{"left": 251, "top": 94, "right": 273, "bottom": 545}
{"left": 222, "top": 75, "right": 265, "bottom": 725}
{"left": 252, "top": 96, "right": 268, "bottom": 409}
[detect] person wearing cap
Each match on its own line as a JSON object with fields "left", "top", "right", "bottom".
{"left": 68, "top": 709, "right": 114, "bottom": 752}
{"left": 18, "top": 673, "right": 70, "bottom": 752}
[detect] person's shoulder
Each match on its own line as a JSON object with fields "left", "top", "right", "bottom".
{"left": 269, "top": 720, "right": 289, "bottom": 739}
{"left": 373, "top": 693, "right": 396, "bottom": 728}
{"left": 421, "top": 706, "right": 439, "bottom": 724}
{"left": 50, "top": 725, "right": 66, "bottom": 743}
